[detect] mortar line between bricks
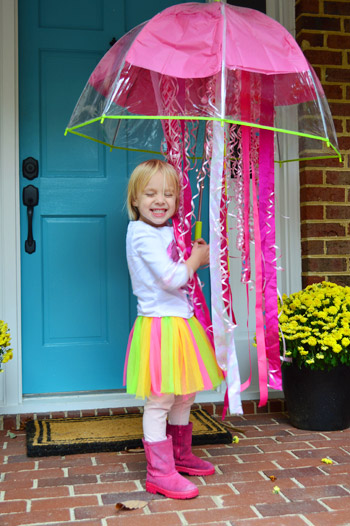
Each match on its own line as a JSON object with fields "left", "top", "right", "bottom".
{"left": 317, "top": 498, "right": 333, "bottom": 512}
{"left": 317, "top": 466, "right": 330, "bottom": 476}
{"left": 227, "top": 482, "right": 240, "bottom": 495}
{"left": 211, "top": 495, "right": 224, "bottom": 508}
{"left": 299, "top": 513, "right": 317, "bottom": 526}
{"left": 250, "top": 504, "right": 263, "bottom": 519}
{"left": 258, "top": 470, "right": 270, "bottom": 481}
{"left": 291, "top": 477, "right": 305, "bottom": 488}
{"left": 303, "top": 442, "right": 316, "bottom": 450}
{"left": 285, "top": 429, "right": 296, "bottom": 436}
{"left": 135, "top": 479, "right": 143, "bottom": 491}
{"left": 233, "top": 454, "right": 244, "bottom": 464}
{"left": 279, "top": 490, "right": 291, "bottom": 503}
{"left": 271, "top": 459, "right": 283, "bottom": 469}
{"left": 176, "top": 510, "right": 188, "bottom": 526}
{"left": 340, "top": 484, "right": 350, "bottom": 494}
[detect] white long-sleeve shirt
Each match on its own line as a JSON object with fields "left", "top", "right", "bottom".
{"left": 126, "top": 221, "right": 193, "bottom": 318}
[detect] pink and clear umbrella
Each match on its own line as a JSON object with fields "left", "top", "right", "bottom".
{"left": 66, "top": 1, "right": 340, "bottom": 415}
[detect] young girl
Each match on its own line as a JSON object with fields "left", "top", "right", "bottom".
{"left": 124, "top": 159, "right": 224, "bottom": 500}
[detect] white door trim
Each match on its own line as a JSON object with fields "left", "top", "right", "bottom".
{"left": 0, "top": 0, "right": 22, "bottom": 410}
{"left": 0, "top": 0, "right": 299, "bottom": 414}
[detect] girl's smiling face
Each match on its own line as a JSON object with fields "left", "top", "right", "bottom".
{"left": 133, "top": 171, "right": 177, "bottom": 227}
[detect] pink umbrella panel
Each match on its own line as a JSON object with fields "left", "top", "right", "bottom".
{"left": 66, "top": 2, "right": 340, "bottom": 415}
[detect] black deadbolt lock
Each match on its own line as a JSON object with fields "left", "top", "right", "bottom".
{"left": 23, "top": 157, "right": 39, "bottom": 180}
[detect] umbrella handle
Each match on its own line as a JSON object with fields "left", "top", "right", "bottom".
{"left": 194, "top": 221, "right": 202, "bottom": 241}
{"left": 194, "top": 176, "right": 204, "bottom": 241}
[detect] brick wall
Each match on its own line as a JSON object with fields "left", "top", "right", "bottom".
{"left": 295, "top": 0, "right": 350, "bottom": 287}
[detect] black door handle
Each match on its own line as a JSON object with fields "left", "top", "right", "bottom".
{"left": 23, "top": 185, "right": 39, "bottom": 254}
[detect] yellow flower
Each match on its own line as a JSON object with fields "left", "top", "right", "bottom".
{"left": 305, "top": 358, "right": 315, "bottom": 365}
{"left": 333, "top": 343, "right": 342, "bottom": 353}
{"left": 341, "top": 337, "right": 350, "bottom": 347}
{"left": 321, "top": 458, "right": 333, "bottom": 465}
{"left": 2, "top": 351, "right": 12, "bottom": 364}
{"left": 315, "top": 353, "right": 324, "bottom": 359}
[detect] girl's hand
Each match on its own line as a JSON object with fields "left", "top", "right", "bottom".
{"left": 193, "top": 237, "right": 207, "bottom": 248}
{"left": 192, "top": 240, "right": 210, "bottom": 267}
{"left": 185, "top": 239, "right": 210, "bottom": 277}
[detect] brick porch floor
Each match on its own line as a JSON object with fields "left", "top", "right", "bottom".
{"left": 1, "top": 400, "right": 350, "bottom": 526}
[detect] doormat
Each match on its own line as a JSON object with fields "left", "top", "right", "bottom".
{"left": 26, "top": 409, "right": 232, "bottom": 457}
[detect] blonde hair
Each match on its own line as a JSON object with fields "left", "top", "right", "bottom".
{"left": 127, "top": 159, "right": 180, "bottom": 220}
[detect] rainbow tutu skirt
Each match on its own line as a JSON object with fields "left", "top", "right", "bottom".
{"left": 124, "top": 316, "right": 224, "bottom": 399}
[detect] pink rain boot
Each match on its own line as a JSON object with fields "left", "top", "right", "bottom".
{"left": 142, "top": 435, "right": 199, "bottom": 499}
{"left": 166, "top": 422, "right": 215, "bottom": 476}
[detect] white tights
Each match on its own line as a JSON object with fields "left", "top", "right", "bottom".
{"left": 143, "top": 392, "right": 196, "bottom": 442}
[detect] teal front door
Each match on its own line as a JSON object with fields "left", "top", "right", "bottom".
{"left": 19, "top": 0, "right": 194, "bottom": 395}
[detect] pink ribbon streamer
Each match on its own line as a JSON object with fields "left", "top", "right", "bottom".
{"left": 241, "top": 72, "right": 251, "bottom": 285}
{"left": 250, "top": 153, "right": 268, "bottom": 408}
{"left": 258, "top": 80, "right": 282, "bottom": 391}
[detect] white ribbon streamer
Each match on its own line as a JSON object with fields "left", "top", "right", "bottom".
{"left": 209, "top": 120, "right": 242, "bottom": 415}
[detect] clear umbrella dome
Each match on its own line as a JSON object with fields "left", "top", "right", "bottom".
{"left": 66, "top": 2, "right": 340, "bottom": 163}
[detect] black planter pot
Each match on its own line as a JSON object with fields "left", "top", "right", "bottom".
{"left": 282, "top": 364, "right": 350, "bottom": 431}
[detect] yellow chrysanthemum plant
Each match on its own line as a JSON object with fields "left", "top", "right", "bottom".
{"left": 0, "top": 320, "right": 13, "bottom": 372}
{"left": 279, "top": 282, "right": 350, "bottom": 371}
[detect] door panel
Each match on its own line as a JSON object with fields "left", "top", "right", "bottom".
{"left": 41, "top": 50, "right": 105, "bottom": 177}
{"left": 42, "top": 216, "right": 108, "bottom": 344}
